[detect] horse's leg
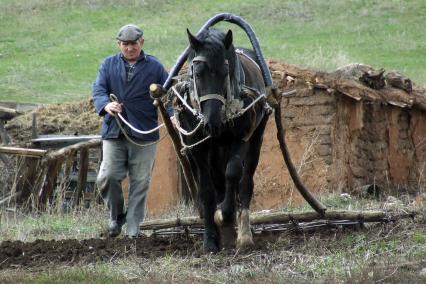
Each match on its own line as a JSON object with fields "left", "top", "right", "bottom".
{"left": 207, "top": 149, "right": 236, "bottom": 249}
{"left": 237, "top": 115, "right": 269, "bottom": 249}
{"left": 214, "top": 142, "right": 250, "bottom": 250}
{"left": 209, "top": 148, "right": 226, "bottom": 205}
{"left": 213, "top": 154, "right": 239, "bottom": 249}
{"left": 237, "top": 166, "right": 255, "bottom": 249}
{"left": 188, "top": 155, "right": 204, "bottom": 219}
{"left": 193, "top": 152, "right": 220, "bottom": 253}
{"left": 214, "top": 142, "right": 248, "bottom": 226}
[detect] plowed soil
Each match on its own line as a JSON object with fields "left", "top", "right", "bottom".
{"left": 0, "top": 232, "right": 280, "bottom": 270}
{"left": 0, "top": 234, "right": 196, "bottom": 269}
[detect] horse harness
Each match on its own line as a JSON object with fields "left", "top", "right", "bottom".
{"left": 172, "top": 49, "right": 271, "bottom": 147}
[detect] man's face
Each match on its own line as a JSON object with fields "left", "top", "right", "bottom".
{"left": 118, "top": 38, "right": 144, "bottom": 62}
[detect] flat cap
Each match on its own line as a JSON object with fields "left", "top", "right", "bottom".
{"left": 116, "top": 24, "right": 143, "bottom": 42}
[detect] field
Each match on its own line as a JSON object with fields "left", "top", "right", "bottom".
{"left": 1, "top": 198, "right": 425, "bottom": 283}
{"left": 1, "top": 0, "right": 426, "bottom": 283}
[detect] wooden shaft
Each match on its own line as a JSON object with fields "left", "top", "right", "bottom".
{"left": 150, "top": 84, "right": 198, "bottom": 202}
{"left": 149, "top": 83, "right": 165, "bottom": 99}
{"left": 274, "top": 106, "right": 327, "bottom": 215}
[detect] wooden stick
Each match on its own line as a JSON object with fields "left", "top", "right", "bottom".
{"left": 150, "top": 83, "right": 198, "bottom": 203}
{"left": 0, "top": 105, "right": 21, "bottom": 115}
{"left": 141, "top": 216, "right": 203, "bottom": 230}
{"left": 57, "top": 149, "right": 76, "bottom": 197}
{"left": 0, "top": 119, "right": 11, "bottom": 145}
{"left": 44, "top": 138, "right": 100, "bottom": 162}
{"left": 0, "top": 146, "right": 47, "bottom": 158}
{"left": 15, "top": 157, "right": 41, "bottom": 205}
{"left": 75, "top": 148, "right": 89, "bottom": 206}
{"left": 37, "top": 158, "right": 64, "bottom": 210}
{"left": 140, "top": 209, "right": 419, "bottom": 231}
{"left": 0, "top": 192, "right": 17, "bottom": 206}
{"left": 274, "top": 106, "right": 327, "bottom": 214}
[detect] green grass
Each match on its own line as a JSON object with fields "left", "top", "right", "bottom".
{"left": 0, "top": 267, "right": 125, "bottom": 284}
{"left": 0, "top": 206, "right": 107, "bottom": 242}
{"left": 0, "top": 0, "right": 425, "bottom": 104}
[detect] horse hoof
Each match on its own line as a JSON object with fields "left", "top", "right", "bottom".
{"left": 214, "top": 209, "right": 224, "bottom": 226}
{"left": 237, "top": 235, "right": 254, "bottom": 250}
{"left": 204, "top": 242, "right": 219, "bottom": 253}
{"left": 219, "top": 224, "right": 237, "bottom": 249}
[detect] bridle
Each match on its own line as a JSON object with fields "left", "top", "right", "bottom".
{"left": 190, "top": 55, "right": 230, "bottom": 116}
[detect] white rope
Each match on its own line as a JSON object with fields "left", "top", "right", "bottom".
{"left": 172, "top": 86, "right": 199, "bottom": 117}
{"left": 171, "top": 85, "right": 207, "bottom": 137}
{"left": 178, "top": 130, "right": 211, "bottom": 154}
{"left": 175, "top": 119, "right": 204, "bottom": 136}
{"left": 109, "top": 93, "right": 165, "bottom": 135}
{"left": 231, "top": 93, "right": 266, "bottom": 119}
{"left": 117, "top": 112, "right": 164, "bottom": 135}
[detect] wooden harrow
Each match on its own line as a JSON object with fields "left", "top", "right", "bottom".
{"left": 141, "top": 209, "right": 422, "bottom": 236}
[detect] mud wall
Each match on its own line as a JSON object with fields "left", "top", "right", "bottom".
{"left": 333, "top": 99, "right": 426, "bottom": 192}
{"left": 252, "top": 66, "right": 426, "bottom": 211}
{"left": 252, "top": 87, "right": 336, "bottom": 210}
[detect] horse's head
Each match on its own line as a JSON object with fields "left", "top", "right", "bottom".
{"left": 187, "top": 28, "right": 236, "bottom": 137}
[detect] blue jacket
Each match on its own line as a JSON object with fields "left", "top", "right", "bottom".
{"left": 93, "top": 52, "right": 168, "bottom": 141}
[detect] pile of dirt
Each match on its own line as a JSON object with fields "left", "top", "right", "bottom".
{"left": 5, "top": 99, "right": 101, "bottom": 145}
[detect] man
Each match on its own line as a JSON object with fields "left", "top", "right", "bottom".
{"left": 93, "top": 24, "right": 169, "bottom": 238}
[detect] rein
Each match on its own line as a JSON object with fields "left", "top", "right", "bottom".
{"left": 109, "top": 94, "right": 167, "bottom": 147}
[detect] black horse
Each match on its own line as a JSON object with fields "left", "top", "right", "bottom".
{"left": 172, "top": 28, "right": 270, "bottom": 252}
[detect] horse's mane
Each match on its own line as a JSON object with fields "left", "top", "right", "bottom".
{"left": 187, "top": 28, "right": 237, "bottom": 78}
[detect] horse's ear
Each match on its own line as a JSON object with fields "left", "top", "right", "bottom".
{"left": 187, "top": 29, "right": 202, "bottom": 51}
{"left": 223, "top": 30, "right": 233, "bottom": 50}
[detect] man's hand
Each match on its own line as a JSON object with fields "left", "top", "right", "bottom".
{"left": 104, "top": 102, "right": 123, "bottom": 116}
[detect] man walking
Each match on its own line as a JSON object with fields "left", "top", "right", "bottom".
{"left": 93, "top": 24, "right": 169, "bottom": 238}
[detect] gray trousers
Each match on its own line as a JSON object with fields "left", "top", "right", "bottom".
{"left": 96, "top": 137, "right": 157, "bottom": 237}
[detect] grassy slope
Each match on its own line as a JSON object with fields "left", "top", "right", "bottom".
{"left": 0, "top": 0, "right": 425, "bottom": 104}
